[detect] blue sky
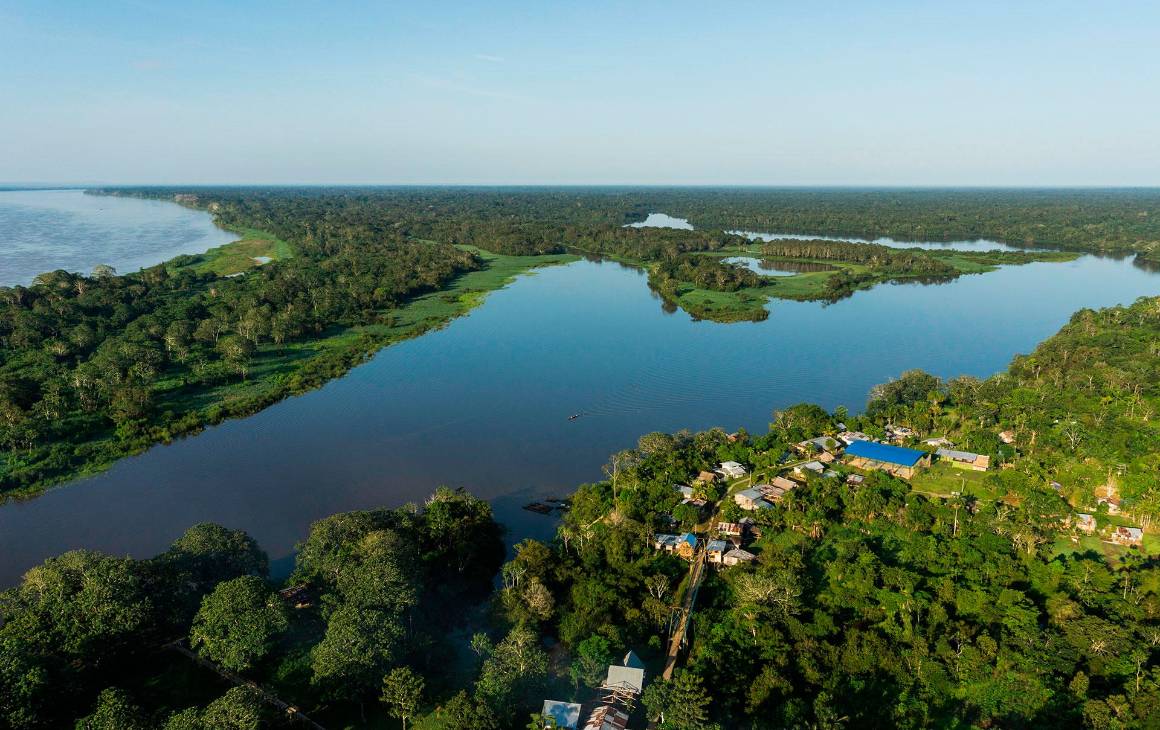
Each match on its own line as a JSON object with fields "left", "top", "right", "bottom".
{"left": 0, "top": 0, "right": 1156, "bottom": 185}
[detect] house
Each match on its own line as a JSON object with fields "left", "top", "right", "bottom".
{"left": 999, "top": 430, "right": 1016, "bottom": 444}
{"left": 716, "top": 522, "right": 743, "bottom": 537}
{"left": 674, "top": 484, "right": 694, "bottom": 499}
{"left": 796, "top": 436, "right": 840, "bottom": 454}
{"left": 277, "top": 585, "right": 313, "bottom": 609}
{"left": 1111, "top": 526, "right": 1144, "bottom": 546}
{"left": 794, "top": 461, "right": 826, "bottom": 476}
{"left": 739, "top": 516, "right": 761, "bottom": 539}
{"left": 837, "top": 431, "right": 872, "bottom": 446}
{"left": 716, "top": 461, "right": 748, "bottom": 479}
{"left": 696, "top": 470, "right": 718, "bottom": 485}
{"left": 844, "top": 440, "right": 931, "bottom": 479}
{"left": 886, "top": 425, "right": 915, "bottom": 441}
{"left": 654, "top": 534, "right": 681, "bottom": 552}
{"left": 734, "top": 488, "right": 772, "bottom": 511}
{"left": 722, "top": 548, "right": 757, "bottom": 566}
{"left": 583, "top": 706, "right": 630, "bottom": 730}
{"left": 675, "top": 533, "right": 698, "bottom": 560}
{"left": 759, "top": 485, "right": 787, "bottom": 502}
{"left": 1074, "top": 513, "right": 1097, "bottom": 534}
{"left": 817, "top": 451, "right": 836, "bottom": 464}
{"left": 1097, "top": 497, "right": 1122, "bottom": 516}
{"left": 936, "top": 448, "right": 991, "bottom": 472}
{"left": 706, "top": 540, "right": 729, "bottom": 564}
{"left": 680, "top": 497, "right": 709, "bottom": 510}
{"left": 924, "top": 437, "right": 954, "bottom": 448}
{"left": 846, "top": 474, "right": 865, "bottom": 486}
{"left": 757, "top": 478, "right": 796, "bottom": 503}
{"left": 541, "top": 700, "right": 583, "bottom": 730}
{"left": 770, "top": 476, "right": 797, "bottom": 492}
{"left": 602, "top": 650, "right": 646, "bottom": 694}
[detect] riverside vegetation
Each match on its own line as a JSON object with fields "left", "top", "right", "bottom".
{"left": 3, "top": 297, "right": 1160, "bottom": 728}
{"left": 0, "top": 187, "right": 1137, "bottom": 497}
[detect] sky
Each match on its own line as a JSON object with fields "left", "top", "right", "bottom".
{"left": 0, "top": 0, "right": 1157, "bottom": 186}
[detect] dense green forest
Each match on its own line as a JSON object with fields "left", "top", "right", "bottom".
{"left": 629, "top": 188, "right": 1160, "bottom": 258}
{"left": 0, "top": 488, "right": 505, "bottom": 729}
{"left": 3, "top": 296, "right": 1160, "bottom": 729}
{"left": 0, "top": 211, "right": 481, "bottom": 495}
{"left": 0, "top": 186, "right": 1153, "bottom": 497}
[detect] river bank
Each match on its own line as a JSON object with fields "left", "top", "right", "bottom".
{"left": 0, "top": 208, "right": 577, "bottom": 499}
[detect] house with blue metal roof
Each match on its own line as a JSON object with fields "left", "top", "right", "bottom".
{"left": 844, "top": 440, "right": 931, "bottom": 478}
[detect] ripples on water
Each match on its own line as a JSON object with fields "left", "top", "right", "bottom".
{"left": 0, "top": 189, "right": 235, "bottom": 287}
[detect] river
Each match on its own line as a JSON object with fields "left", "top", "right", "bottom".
{"left": 1, "top": 202, "right": 1158, "bottom": 584}
{"left": 0, "top": 189, "right": 236, "bottom": 287}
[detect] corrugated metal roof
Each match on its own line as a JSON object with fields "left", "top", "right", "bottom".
{"left": 845, "top": 440, "right": 927, "bottom": 467}
{"left": 542, "top": 700, "right": 582, "bottom": 729}
{"left": 936, "top": 448, "right": 980, "bottom": 461}
{"left": 604, "top": 664, "right": 645, "bottom": 692}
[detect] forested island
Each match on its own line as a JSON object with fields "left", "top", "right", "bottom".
{"left": 3, "top": 294, "right": 1159, "bottom": 729}
{"left": 1, "top": 187, "right": 1147, "bottom": 497}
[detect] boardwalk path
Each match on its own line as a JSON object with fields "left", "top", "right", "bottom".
{"left": 661, "top": 546, "right": 707, "bottom": 681}
{"left": 165, "top": 640, "right": 327, "bottom": 729}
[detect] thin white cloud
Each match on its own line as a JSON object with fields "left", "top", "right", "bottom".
{"left": 474, "top": 53, "right": 504, "bottom": 63}
{"left": 409, "top": 73, "right": 530, "bottom": 103}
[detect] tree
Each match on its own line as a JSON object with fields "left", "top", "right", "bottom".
{"left": 216, "top": 336, "right": 254, "bottom": 379}
{"left": 642, "top": 671, "right": 718, "bottom": 730}
{"left": 162, "top": 523, "right": 269, "bottom": 591}
{"left": 190, "top": 576, "right": 288, "bottom": 672}
{"left": 475, "top": 627, "right": 549, "bottom": 718}
{"left": 74, "top": 688, "right": 148, "bottom": 730}
{"left": 569, "top": 635, "right": 614, "bottom": 688}
{"left": 201, "top": 687, "right": 267, "bottom": 730}
{"left": 311, "top": 605, "right": 404, "bottom": 701}
{"left": 381, "top": 666, "right": 425, "bottom": 730}
{"left": 412, "top": 690, "right": 498, "bottom": 730}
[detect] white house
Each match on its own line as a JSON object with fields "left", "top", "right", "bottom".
{"left": 734, "top": 488, "right": 771, "bottom": 511}
{"left": 723, "top": 548, "right": 757, "bottom": 566}
{"left": 717, "top": 461, "right": 748, "bottom": 479}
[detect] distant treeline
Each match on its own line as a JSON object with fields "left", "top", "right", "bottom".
{"left": 631, "top": 187, "right": 1160, "bottom": 255}
{"left": 760, "top": 239, "right": 959, "bottom": 276}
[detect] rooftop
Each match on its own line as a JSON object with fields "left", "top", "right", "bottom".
{"left": 541, "top": 700, "right": 582, "bottom": 729}
{"left": 845, "top": 440, "right": 927, "bottom": 467}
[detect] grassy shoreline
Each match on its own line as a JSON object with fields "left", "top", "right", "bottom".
{"left": 657, "top": 246, "right": 1083, "bottom": 322}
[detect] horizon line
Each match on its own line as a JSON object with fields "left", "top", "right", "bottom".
{"left": 4, "top": 182, "right": 1160, "bottom": 191}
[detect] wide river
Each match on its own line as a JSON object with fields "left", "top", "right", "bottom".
{"left": 0, "top": 189, "right": 236, "bottom": 287}
{"left": 2, "top": 199, "right": 1158, "bottom": 583}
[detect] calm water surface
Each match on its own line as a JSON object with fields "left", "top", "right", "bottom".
{"left": 1, "top": 202, "right": 1157, "bottom": 584}
{"left": 628, "top": 211, "right": 1039, "bottom": 252}
{"left": 0, "top": 189, "right": 235, "bottom": 286}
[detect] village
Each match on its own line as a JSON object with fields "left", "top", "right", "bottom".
{"left": 535, "top": 422, "right": 1150, "bottom": 730}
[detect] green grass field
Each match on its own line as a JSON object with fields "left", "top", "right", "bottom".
{"left": 170, "top": 226, "right": 295, "bottom": 277}
{"left": 909, "top": 462, "right": 998, "bottom": 500}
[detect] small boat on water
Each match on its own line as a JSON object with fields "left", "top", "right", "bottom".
{"left": 568, "top": 413, "right": 581, "bottom": 421}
